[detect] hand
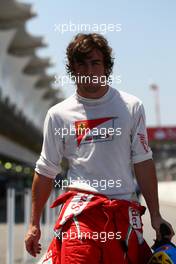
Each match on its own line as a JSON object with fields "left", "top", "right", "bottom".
{"left": 151, "top": 214, "right": 175, "bottom": 241}
{"left": 25, "top": 224, "right": 41, "bottom": 257}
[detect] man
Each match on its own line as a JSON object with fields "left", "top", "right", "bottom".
{"left": 25, "top": 33, "right": 174, "bottom": 263}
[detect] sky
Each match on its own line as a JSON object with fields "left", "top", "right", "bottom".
{"left": 21, "top": 0, "right": 176, "bottom": 126}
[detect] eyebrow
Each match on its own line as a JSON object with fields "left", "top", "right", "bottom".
{"left": 91, "top": 59, "right": 102, "bottom": 62}
{"left": 76, "top": 58, "right": 102, "bottom": 64}
{"left": 85, "top": 59, "right": 102, "bottom": 63}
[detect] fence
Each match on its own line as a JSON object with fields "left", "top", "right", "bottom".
{"left": 4, "top": 187, "right": 61, "bottom": 264}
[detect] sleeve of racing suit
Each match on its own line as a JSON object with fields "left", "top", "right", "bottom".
{"left": 35, "top": 110, "right": 64, "bottom": 179}
{"left": 131, "top": 102, "right": 153, "bottom": 164}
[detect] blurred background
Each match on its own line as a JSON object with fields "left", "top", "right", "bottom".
{"left": 0, "top": 0, "right": 176, "bottom": 263}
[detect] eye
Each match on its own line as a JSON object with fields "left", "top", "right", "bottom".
{"left": 92, "top": 61, "right": 101, "bottom": 65}
{"left": 78, "top": 62, "right": 84, "bottom": 66}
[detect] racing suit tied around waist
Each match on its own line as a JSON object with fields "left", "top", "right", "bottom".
{"left": 41, "top": 190, "right": 152, "bottom": 264}
{"left": 51, "top": 191, "right": 145, "bottom": 246}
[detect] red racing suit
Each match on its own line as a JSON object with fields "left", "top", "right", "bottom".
{"left": 41, "top": 190, "right": 152, "bottom": 264}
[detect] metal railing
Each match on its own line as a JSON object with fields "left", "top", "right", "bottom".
{"left": 5, "top": 188, "right": 61, "bottom": 264}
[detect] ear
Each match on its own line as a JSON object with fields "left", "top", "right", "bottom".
{"left": 71, "top": 62, "right": 77, "bottom": 75}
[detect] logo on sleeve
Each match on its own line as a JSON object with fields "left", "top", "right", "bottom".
{"left": 136, "top": 115, "right": 150, "bottom": 153}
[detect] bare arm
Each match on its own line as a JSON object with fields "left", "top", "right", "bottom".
{"left": 134, "top": 159, "right": 160, "bottom": 218}
{"left": 134, "top": 159, "right": 174, "bottom": 239}
{"left": 31, "top": 172, "right": 54, "bottom": 226}
{"left": 25, "top": 172, "right": 54, "bottom": 257}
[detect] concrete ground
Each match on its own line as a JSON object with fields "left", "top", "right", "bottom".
{"left": 0, "top": 224, "right": 51, "bottom": 264}
{"left": 141, "top": 198, "right": 176, "bottom": 246}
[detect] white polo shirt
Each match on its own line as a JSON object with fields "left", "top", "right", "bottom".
{"left": 35, "top": 87, "right": 152, "bottom": 200}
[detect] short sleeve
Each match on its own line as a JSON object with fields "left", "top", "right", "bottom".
{"left": 35, "top": 111, "right": 64, "bottom": 179}
{"left": 131, "top": 102, "right": 153, "bottom": 164}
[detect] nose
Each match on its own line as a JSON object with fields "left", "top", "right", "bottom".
{"left": 85, "top": 63, "right": 93, "bottom": 76}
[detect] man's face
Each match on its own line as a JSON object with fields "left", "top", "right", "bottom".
{"left": 73, "top": 48, "right": 107, "bottom": 93}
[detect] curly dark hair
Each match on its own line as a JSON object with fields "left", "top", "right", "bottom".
{"left": 66, "top": 33, "right": 114, "bottom": 78}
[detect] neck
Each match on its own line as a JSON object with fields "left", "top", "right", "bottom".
{"left": 76, "top": 85, "right": 109, "bottom": 99}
